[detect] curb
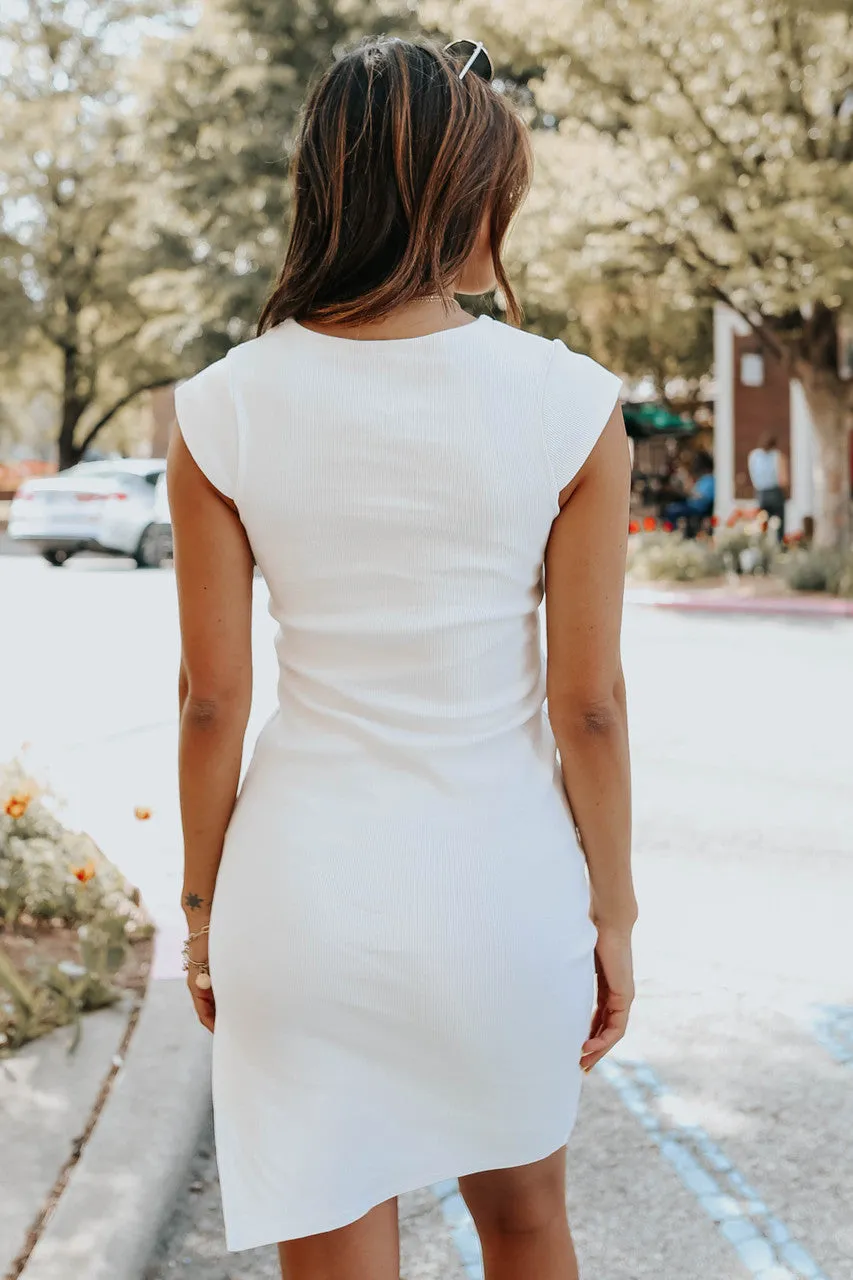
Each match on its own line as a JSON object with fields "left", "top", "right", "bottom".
{"left": 22, "top": 977, "right": 211, "bottom": 1280}
{"left": 625, "top": 587, "right": 853, "bottom": 619}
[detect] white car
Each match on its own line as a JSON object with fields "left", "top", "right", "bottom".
{"left": 7, "top": 459, "right": 172, "bottom": 568}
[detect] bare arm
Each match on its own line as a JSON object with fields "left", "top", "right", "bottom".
{"left": 545, "top": 406, "right": 636, "bottom": 1070}
{"left": 545, "top": 405, "right": 635, "bottom": 933}
{"left": 168, "top": 428, "right": 254, "bottom": 1023}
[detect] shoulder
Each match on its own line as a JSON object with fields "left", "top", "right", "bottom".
{"left": 543, "top": 338, "right": 623, "bottom": 413}
{"left": 174, "top": 353, "right": 241, "bottom": 499}
{"left": 480, "top": 314, "right": 552, "bottom": 356}
{"left": 482, "top": 319, "right": 621, "bottom": 395}
{"left": 175, "top": 353, "right": 232, "bottom": 408}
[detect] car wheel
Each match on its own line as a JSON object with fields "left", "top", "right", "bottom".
{"left": 135, "top": 524, "right": 166, "bottom": 569}
{"left": 42, "top": 549, "right": 73, "bottom": 567}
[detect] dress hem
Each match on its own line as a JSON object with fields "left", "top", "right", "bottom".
{"left": 223, "top": 1122, "right": 579, "bottom": 1252}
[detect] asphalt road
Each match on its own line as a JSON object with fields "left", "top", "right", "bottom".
{"left": 3, "top": 552, "right": 852, "bottom": 1280}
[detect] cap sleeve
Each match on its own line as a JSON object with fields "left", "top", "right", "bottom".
{"left": 542, "top": 340, "right": 623, "bottom": 497}
{"left": 174, "top": 357, "right": 238, "bottom": 500}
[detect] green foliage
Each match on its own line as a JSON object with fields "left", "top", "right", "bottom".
{"left": 0, "top": 760, "right": 151, "bottom": 1053}
{"left": 147, "top": 0, "right": 407, "bottom": 362}
{"left": 0, "top": 1, "right": 193, "bottom": 466}
{"left": 627, "top": 531, "right": 725, "bottom": 582}
{"left": 0, "top": 948, "right": 118, "bottom": 1054}
{"left": 426, "top": 0, "right": 853, "bottom": 545}
{"left": 0, "top": 763, "right": 143, "bottom": 928}
{"left": 776, "top": 547, "right": 853, "bottom": 596}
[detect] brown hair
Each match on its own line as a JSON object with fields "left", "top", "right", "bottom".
{"left": 258, "top": 38, "right": 532, "bottom": 333}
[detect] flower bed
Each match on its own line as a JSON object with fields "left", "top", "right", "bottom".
{"left": 628, "top": 511, "right": 853, "bottom": 597}
{"left": 0, "top": 760, "right": 153, "bottom": 1053}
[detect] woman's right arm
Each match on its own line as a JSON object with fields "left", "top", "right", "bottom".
{"left": 544, "top": 405, "right": 636, "bottom": 1069}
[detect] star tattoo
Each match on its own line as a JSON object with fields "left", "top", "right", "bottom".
{"left": 184, "top": 892, "right": 205, "bottom": 911}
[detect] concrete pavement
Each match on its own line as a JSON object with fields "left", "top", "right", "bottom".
{"left": 4, "top": 554, "right": 852, "bottom": 1278}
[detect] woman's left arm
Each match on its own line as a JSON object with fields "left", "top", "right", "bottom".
{"left": 168, "top": 427, "right": 255, "bottom": 1028}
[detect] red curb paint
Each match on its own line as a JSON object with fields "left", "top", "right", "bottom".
{"left": 625, "top": 589, "right": 853, "bottom": 619}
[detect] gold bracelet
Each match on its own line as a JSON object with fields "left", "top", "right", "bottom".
{"left": 181, "top": 925, "right": 212, "bottom": 991}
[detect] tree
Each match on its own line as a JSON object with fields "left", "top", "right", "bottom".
{"left": 148, "top": 0, "right": 404, "bottom": 360}
{"left": 501, "top": 129, "right": 714, "bottom": 400}
{"left": 425, "top": 0, "right": 853, "bottom": 546}
{"left": 0, "top": 1, "right": 193, "bottom": 469}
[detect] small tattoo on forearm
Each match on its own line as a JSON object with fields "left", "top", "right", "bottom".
{"left": 184, "top": 892, "right": 205, "bottom": 911}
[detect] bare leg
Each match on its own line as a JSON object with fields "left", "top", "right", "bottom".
{"left": 459, "top": 1147, "right": 579, "bottom": 1280}
{"left": 278, "top": 1197, "right": 399, "bottom": 1280}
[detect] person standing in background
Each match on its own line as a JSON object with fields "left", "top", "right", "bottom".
{"left": 748, "top": 432, "right": 789, "bottom": 540}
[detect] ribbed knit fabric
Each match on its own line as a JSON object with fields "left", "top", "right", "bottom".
{"left": 174, "top": 314, "right": 622, "bottom": 1250}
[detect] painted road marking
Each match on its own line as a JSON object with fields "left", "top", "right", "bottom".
{"left": 599, "top": 1058, "right": 831, "bottom": 1280}
{"left": 813, "top": 1005, "right": 853, "bottom": 1066}
{"left": 431, "top": 1179, "right": 483, "bottom": 1280}
{"left": 432, "top": 1053, "right": 834, "bottom": 1280}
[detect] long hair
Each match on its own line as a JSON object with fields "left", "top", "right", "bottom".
{"left": 257, "top": 38, "right": 532, "bottom": 333}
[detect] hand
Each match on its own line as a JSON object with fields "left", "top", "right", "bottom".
{"left": 580, "top": 926, "right": 635, "bottom": 1072}
{"left": 184, "top": 923, "right": 215, "bottom": 1033}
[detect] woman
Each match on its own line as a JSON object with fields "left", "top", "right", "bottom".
{"left": 169, "top": 37, "right": 636, "bottom": 1280}
{"left": 747, "top": 432, "right": 789, "bottom": 540}
{"left": 663, "top": 450, "right": 716, "bottom": 533}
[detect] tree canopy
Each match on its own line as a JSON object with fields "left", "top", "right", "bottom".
{"left": 0, "top": 1, "right": 197, "bottom": 467}
{"left": 425, "top": 0, "right": 853, "bottom": 542}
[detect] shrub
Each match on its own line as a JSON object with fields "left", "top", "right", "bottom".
{"left": 627, "top": 531, "right": 725, "bottom": 583}
{"left": 776, "top": 548, "right": 853, "bottom": 597}
{"left": 0, "top": 760, "right": 152, "bottom": 1052}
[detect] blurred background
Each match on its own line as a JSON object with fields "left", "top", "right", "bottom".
{"left": 1, "top": 3, "right": 851, "bottom": 1280}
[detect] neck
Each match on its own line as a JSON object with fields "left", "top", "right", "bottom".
{"left": 300, "top": 295, "right": 471, "bottom": 341}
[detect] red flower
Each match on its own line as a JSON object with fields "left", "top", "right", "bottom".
{"left": 628, "top": 520, "right": 640, "bottom": 535}
{"left": 663, "top": 520, "right": 674, "bottom": 532}
{"left": 711, "top": 515, "right": 719, "bottom": 527}
{"left": 643, "top": 516, "right": 657, "bottom": 533}
{"left": 4, "top": 793, "right": 30, "bottom": 819}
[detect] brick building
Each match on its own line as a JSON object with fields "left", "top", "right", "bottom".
{"left": 713, "top": 305, "right": 815, "bottom": 533}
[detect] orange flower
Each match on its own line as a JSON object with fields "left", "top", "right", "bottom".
{"left": 643, "top": 516, "right": 657, "bottom": 533}
{"left": 134, "top": 806, "right": 152, "bottom": 821}
{"left": 628, "top": 520, "right": 640, "bottom": 534}
{"left": 4, "top": 793, "right": 31, "bottom": 820}
{"left": 72, "top": 860, "right": 96, "bottom": 884}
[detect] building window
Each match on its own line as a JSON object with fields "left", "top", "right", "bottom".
{"left": 740, "top": 353, "right": 764, "bottom": 387}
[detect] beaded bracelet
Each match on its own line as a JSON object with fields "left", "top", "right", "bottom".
{"left": 182, "top": 924, "right": 212, "bottom": 990}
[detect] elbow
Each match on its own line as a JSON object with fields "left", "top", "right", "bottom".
{"left": 548, "top": 683, "right": 625, "bottom": 743}
{"left": 182, "top": 686, "right": 250, "bottom": 731}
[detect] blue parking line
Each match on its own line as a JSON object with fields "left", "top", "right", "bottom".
{"left": 432, "top": 1053, "right": 834, "bottom": 1280}
{"left": 431, "top": 1178, "right": 483, "bottom": 1279}
{"left": 813, "top": 1005, "right": 853, "bottom": 1066}
{"left": 599, "top": 1058, "right": 831, "bottom": 1280}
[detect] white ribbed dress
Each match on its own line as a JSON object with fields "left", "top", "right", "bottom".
{"left": 174, "top": 314, "right": 622, "bottom": 1251}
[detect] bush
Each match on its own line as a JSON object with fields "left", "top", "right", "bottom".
{"left": 776, "top": 548, "right": 853, "bottom": 597}
{"left": 0, "top": 760, "right": 152, "bottom": 1052}
{"left": 627, "top": 531, "right": 725, "bottom": 583}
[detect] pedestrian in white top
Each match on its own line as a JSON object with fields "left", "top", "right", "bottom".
{"left": 748, "top": 432, "right": 789, "bottom": 539}
{"left": 168, "top": 36, "right": 635, "bottom": 1280}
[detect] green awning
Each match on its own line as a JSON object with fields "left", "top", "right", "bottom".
{"left": 622, "top": 403, "right": 697, "bottom": 439}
